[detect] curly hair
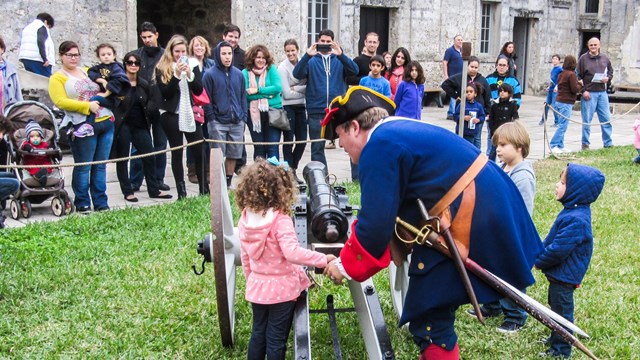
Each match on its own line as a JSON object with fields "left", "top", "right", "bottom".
{"left": 245, "top": 44, "right": 274, "bottom": 69}
{"left": 235, "top": 158, "right": 298, "bottom": 215}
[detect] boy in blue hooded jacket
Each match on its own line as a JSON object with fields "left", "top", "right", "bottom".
{"left": 535, "top": 163, "right": 605, "bottom": 358}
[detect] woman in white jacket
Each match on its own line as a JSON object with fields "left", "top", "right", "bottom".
{"left": 277, "top": 39, "right": 307, "bottom": 183}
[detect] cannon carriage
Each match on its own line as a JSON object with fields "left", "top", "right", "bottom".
{"left": 193, "top": 149, "right": 410, "bottom": 359}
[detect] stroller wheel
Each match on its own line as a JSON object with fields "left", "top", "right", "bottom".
{"left": 51, "top": 196, "right": 65, "bottom": 217}
{"left": 9, "top": 199, "right": 20, "bottom": 220}
{"left": 21, "top": 200, "right": 32, "bottom": 219}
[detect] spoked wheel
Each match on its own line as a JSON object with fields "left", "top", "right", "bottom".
{"left": 389, "top": 256, "right": 411, "bottom": 322}
{"left": 51, "top": 196, "right": 65, "bottom": 217}
{"left": 9, "top": 199, "right": 20, "bottom": 220}
{"left": 21, "top": 200, "right": 32, "bottom": 218}
{"left": 209, "top": 148, "right": 240, "bottom": 347}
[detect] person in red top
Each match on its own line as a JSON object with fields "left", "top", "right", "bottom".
{"left": 20, "top": 120, "right": 61, "bottom": 187}
{"left": 385, "top": 47, "right": 411, "bottom": 101}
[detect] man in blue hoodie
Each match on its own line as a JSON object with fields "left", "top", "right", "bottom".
{"left": 202, "top": 41, "right": 247, "bottom": 187}
{"left": 293, "top": 29, "right": 358, "bottom": 167}
{"left": 535, "top": 163, "right": 605, "bottom": 359}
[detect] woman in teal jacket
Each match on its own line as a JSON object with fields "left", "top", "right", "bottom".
{"left": 242, "top": 45, "right": 283, "bottom": 160}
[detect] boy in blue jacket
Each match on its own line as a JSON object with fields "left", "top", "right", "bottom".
{"left": 535, "top": 163, "right": 605, "bottom": 358}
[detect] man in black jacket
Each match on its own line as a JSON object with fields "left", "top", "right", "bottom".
{"left": 130, "top": 21, "right": 170, "bottom": 192}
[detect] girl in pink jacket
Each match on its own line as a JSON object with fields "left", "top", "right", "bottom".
{"left": 236, "top": 157, "right": 335, "bottom": 360}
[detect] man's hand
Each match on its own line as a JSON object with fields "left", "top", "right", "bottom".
{"left": 582, "top": 90, "right": 591, "bottom": 101}
{"left": 43, "top": 60, "right": 49, "bottom": 67}
{"left": 306, "top": 44, "right": 318, "bottom": 57}
{"left": 331, "top": 41, "right": 343, "bottom": 56}
{"left": 324, "top": 259, "right": 345, "bottom": 285}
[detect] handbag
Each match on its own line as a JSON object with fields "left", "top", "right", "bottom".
{"left": 192, "top": 105, "right": 205, "bottom": 124}
{"left": 268, "top": 107, "right": 290, "bottom": 131}
{"left": 192, "top": 88, "right": 210, "bottom": 106}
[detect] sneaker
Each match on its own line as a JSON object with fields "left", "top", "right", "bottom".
{"left": 551, "top": 147, "right": 565, "bottom": 155}
{"left": 446, "top": 115, "right": 454, "bottom": 120}
{"left": 496, "top": 321, "right": 522, "bottom": 334}
{"left": 73, "top": 123, "right": 95, "bottom": 138}
{"left": 0, "top": 214, "right": 6, "bottom": 229}
{"left": 76, "top": 206, "right": 92, "bottom": 214}
{"left": 325, "top": 141, "right": 336, "bottom": 149}
{"left": 466, "top": 306, "right": 501, "bottom": 319}
{"left": 538, "top": 350, "right": 568, "bottom": 358}
{"left": 561, "top": 147, "right": 573, "bottom": 153}
{"left": 538, "top": 118, "right": 545, "bottom": 126}
{"left": 581, "top": 143, "right": 590, "bottom": 151}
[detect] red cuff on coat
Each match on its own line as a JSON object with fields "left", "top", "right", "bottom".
{"left": 340, "top": 219, "right": 391, "bottom": 282}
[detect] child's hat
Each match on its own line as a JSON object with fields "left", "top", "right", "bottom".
{"left": 25, "top": 119, "right": 44, "bottom": 138}
{"left": 320, "top": 86, "right": 396, "bottom": 141}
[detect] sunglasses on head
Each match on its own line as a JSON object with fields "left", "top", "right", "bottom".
{"left": 126, "top": 60, "right": 141, "bottom": 66}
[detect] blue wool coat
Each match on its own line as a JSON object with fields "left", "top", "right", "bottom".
{"left": 340, "top": 118, "right": 543, "bottom": 326}
{"left": 535, "top": 164, "right": 605, "bottom": 285}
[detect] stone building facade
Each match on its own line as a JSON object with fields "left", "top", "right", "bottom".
{"left": 3, "top": 0, "right": 639, "bottom": 95}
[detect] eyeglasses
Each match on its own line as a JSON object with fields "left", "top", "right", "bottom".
{"left": 64, "top": 53, "right": 81, "bottom": 59}
{"left": 126, "top": 61, "right": 141, "bottom": 66}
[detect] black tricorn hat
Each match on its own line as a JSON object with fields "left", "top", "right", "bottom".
{"left": 320, "top": 86, "right": 396, "bottom": 141}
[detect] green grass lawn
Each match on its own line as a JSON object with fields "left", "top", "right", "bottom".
{"left": 1, "top": 146, "right": 639, "bottom": 359}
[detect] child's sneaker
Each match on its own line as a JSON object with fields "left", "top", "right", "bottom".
{"left": 73, "top": 123, "right": 95, "bottom": 138}
{"left": 466, "top": 306, "right": 502, "bottom": 319}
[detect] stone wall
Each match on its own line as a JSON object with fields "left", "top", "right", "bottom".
{"left": 3, "top": 0, "right": 639, "bottom": 96}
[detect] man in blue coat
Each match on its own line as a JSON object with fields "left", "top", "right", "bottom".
{"left": 323, "top": 87, "right": 543, "bottom": 359}
{"left": 292, "top": 29, "right": 358, "bottom": 167}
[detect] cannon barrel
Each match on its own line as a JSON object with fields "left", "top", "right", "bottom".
{"left": 303, "top": 162, "right": 351, "bottom": 243}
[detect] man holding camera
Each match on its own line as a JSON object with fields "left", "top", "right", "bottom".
{"left": 293, "top": 29, "right": 358, "bottom": 168}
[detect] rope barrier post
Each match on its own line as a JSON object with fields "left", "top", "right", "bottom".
{"left": 457, "top": 42, "right": 472, "bottom": 138}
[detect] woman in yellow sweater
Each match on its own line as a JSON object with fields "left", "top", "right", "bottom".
{"left": 48, "top": 41, "right": 114, "bottom": 213}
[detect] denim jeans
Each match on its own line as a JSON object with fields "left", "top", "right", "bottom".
{"left": 550, "top": 102, "right": 573, "bottom": 149}
{"left": 70, "top": 119, "right": 114, "bottom": 209}
{"left": 580, "top": 91, "right": 613, "bottom": 147}
{"left": 282, "top": 104, "right": 307, "bottom": 170}
{"left": 447, "top": 98, "right": 456, "bottom": 117}
{"left": 20, "top": 59, "right": 52, "bottom": 77}
{"left": 543, "top": 91, "right": 559, "bottom": 124}
{"left": 248, "top": 300, "right": 297, "bottom": 360}
{"left": 307, "top": 112, "right": 327, "bottom": 166}
{"left": 472, "top": 121, "right": 483, "bottom": 150}
{"left": 634, "top": 149, "right": 640, "bottom": 164}
{"left": 247, "top": 111, "right": 283, "bottom": 160}
{"left": 115, "top": 123, "right": 162, "bottom": 197}
{"left": 0, "top": 172, "right": 20, "bottom": 201}
{"left": 130, "top": 115, "right": 167, "bottom": 187}
{"left": 547, "top": 281, "right": 575, "bottom": 358}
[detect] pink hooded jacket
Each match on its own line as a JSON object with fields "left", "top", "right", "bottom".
{"left": 238, "top": 208, "right": 328, "bottom": 304}
{"left": 633, "top": 119, "right": 640, "bottom": 149}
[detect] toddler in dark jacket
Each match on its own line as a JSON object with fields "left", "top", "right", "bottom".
{"left": 535, "top": 163, "right": 605, "bottom": 358}
{"left": 487, "top": 83, "right": 519, "bottom": 161}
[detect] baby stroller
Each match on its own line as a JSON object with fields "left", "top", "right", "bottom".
{"left": 3, "top": 100, "right": 73, "bottom": 219}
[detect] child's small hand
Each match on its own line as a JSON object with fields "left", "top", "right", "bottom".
{"left": 97, "top": 92, "right": 107, "bottom": 98}
{"left": 96, "top": 78, "right": 108, "bottom": 85}
{"left": 23, "top": 143, "right": 32, "bottom": 152}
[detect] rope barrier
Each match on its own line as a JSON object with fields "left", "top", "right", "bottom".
{"left": 0, "top": 137, "right": 327, "bottom": 170}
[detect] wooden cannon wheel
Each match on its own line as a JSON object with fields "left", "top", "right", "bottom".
{"left": 209, "top": 148, "right": 238, "bottom": 347}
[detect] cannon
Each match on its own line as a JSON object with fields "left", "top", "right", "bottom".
{"left": 193, "top": 149, "right": 410, "bottom": 359}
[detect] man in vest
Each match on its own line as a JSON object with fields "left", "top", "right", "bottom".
{"left": 18, "top": 13, "right": 56, "bottom": 77}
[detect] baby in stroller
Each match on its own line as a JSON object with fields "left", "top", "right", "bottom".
{"left": 19, "top": 120, "right": 62, "bottom": 187}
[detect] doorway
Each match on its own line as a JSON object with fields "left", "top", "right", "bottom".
{"left": 359, "top": 7, "right": 390, "bottom": 55}
{"left": 512, "top": 17, "right": 530, "bottom": 93}
{"left": 580, "top": 31, "right": 601, "bottom": 58}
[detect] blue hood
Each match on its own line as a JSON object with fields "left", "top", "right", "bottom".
{"left": 561, "top": 163, "right": 605, "bottom": 209}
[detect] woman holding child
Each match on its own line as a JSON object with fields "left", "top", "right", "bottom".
{"left": 113, "top": 51, "right": 172, "bottom": 202}
{"left": 48, "top": 41, "right": 114, "bottom": 213}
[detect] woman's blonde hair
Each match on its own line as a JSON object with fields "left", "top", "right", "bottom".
{"left": 155, "top": 34, "right": 189, "bottom": 85}
{"left": 235, "top": 158, "right": 298, "bottom": 215}
{"left": 189, "top": 36, "right": 211, "bottom": 58}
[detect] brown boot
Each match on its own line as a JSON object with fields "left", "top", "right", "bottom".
{"left": 187, "top": 164, "right": 198, "bottom": 184}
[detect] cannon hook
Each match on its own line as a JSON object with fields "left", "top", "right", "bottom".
{"left": 192, "top": 259, "right": 206, "bottom": 275}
